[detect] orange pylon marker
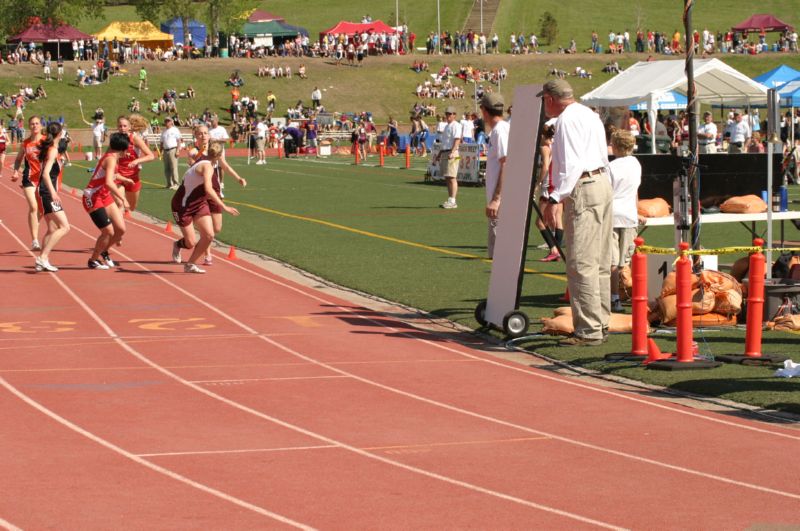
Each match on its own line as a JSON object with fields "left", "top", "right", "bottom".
{"left": 165, "top": 221, "right": 174, "bottom": 234}
{"left": 643, "top": 338, "right": 673, "bottom": 365}
{"left": 226, "top": 246, "right": 238, "bottom": 260}
{"left": 405, "top": 144, "right": 411, "bottom": 169}
{"left": 70, "top": 188, "right": 77, "bottom": 197}
{"left": 354, "top": 146, "right": 361, "bottom": 165}
{"left": 124, "top": 210, "right": 132, "bottom": 219}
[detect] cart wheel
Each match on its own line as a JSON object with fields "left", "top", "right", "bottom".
{"left": 474, "top": 301, "right": 488, "bottom": 327}
{"left": 502, "top": 311, "right": 529, "bottom": 338}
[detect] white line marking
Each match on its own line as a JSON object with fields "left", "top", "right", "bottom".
{"left": 0, "top": 199, "right": 628, "bottom": 530}
{"left": 138, "top": 445, "right": 338, "bottom": 457}
{"left": 0, "top": 225, "right": 313, "bottom": 531}
{"left": 52, "top": 213, "right": 800, "bottom": 503}
{"left": 0, "top": 517, "right": 23, "bottom": 531}
{"left": 191, "top": 375, "right": 350, "bottom": 384}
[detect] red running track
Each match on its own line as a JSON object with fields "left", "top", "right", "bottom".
{"left": 0, "top": 179, "right": 798, "bottom": 530}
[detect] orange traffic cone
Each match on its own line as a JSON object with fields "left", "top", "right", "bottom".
{"left": 124, "top": 210, "right": 131, "bottom": 218}
{"left": 165, "top": 221, "right": 174, "bottom": 234}
{"left": 227, "top": 246, "right": 238, "bottom": 260}
{"left": 643, "top": 338, "right": 673, "bottom": 365}
{"left": 70, "top": 188, "right": 77, "bottom": 197}
{"left": 558, "top": 288, "right": 570, "bottom": 302}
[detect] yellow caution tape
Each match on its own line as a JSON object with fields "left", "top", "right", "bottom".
{"left": 635, "top": 245, "right": 762, "bottom": 256}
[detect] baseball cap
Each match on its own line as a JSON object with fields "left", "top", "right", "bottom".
{"left": 445, "top": 106, "right": 457, "bottom": 115}
{"left": 480, "top": 93, "right": 504, "bottom": 112}
{"left": 536, "top": 79, "right": 574, "bottom": 98}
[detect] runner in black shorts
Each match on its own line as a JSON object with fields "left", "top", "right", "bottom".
{"left": 34, "top": 122, "right": 70, "bottom": 272}
{"left": 11, "top": 116, "right": 44, "bottom": 250}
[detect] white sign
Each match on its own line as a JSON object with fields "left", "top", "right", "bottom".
{"left": 253, "top": 36, "right": 274, "bottom": 48}
{"left": 485, "top": 85, "right": 543, "bottom": 328}
{"left": 427, "top": 143, "right": 481, "bottom": 183}
{"left": 646, "top": 253, "right": 718, "bottom": 303}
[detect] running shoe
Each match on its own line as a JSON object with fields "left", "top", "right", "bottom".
{"left": 184, "top": 263, "right": 206, "bottom": 274}
{"left": 612, "top": 299, "right": 624, "bottom": 313}
{"left": 535, "top": 242, "right": 550, "bottom": 250}
{"left": 40, "top": 259, "right": 58, "bottom": 272}
{"left": 539, "top": 252, "right": 561, "bottom": 262}
{"left": 34, "top": 257, "right": 44, "bottom": 272}
{"left": 439, "top": 199, "right": 458, "bottom": 209}
{"left": 171, "top": 240, "right": 182, "bottom": 264}
{"left": 203, "top": 255, "right": 214, "bottom": 266}
{"left": 101, "top": 252, "right": 116, "bottom": 268}
{"left": 31, "top": 240, "right": 41, "bottom": 251}
{"left": 88, "top": 259, "right": 109, "bottom": 270}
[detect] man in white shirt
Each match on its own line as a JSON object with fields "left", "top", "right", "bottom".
{"left": 727, "top": 111, "right": 751, "bottom": 154}
{"left": 255, "top": 118, "right": 268, "bottom": 165}
{"left": 160, "top": 117, "right": 182, "bottom": 189}
{"left": 540, "top": 79, "right": 612, "bottom": 346}
{"left": 460, "top": 114, "right": 475, "bottom": 142}
{"left": 481, "top": 94, "right": 509, "bottom": 258}
{"left": 434, "top": 106, "right": 463, "bottom": 209}
{"left": 311, "top": 87, "right": 322, "bottom": 109}
{"left": 697, "top": 111, "right": 717, "bottom": 154}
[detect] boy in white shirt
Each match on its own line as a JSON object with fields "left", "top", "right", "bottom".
{"left": 608, "top": 129, "right": 642, "bottom": 312}
{"left": 481, "top": 94, "right": 509, "bottom": 257}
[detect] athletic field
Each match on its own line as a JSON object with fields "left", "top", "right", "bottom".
{"left": 59, "top": 152, "right": 800, "bottom": 414}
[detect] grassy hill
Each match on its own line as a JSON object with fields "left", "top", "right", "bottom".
{"left": 492, "top": 0, "right": 798, "bottom": 50}
{"left": 0, "top": 53, "right": 792, "bottom": 130}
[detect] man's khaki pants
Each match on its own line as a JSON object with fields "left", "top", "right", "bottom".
{"left": 563, "top": 172, "right": 613, "bottom": 340}
{"left": 163, "top": 148, "right": 179, "bottom": 188}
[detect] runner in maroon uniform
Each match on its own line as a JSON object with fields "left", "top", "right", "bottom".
{"left": 114, "top": 114, "right": 154, "bottom": 212}
{"left": 184, "top": 124, "right": 246, "bottom": 265}
{"left": 34, "top": 122, "right": 70, "bottom": 272}
{"left": 11, "top": 116, "right": 44, "bottom": 250}
{"left": 83, "top": 132, "right": 130, "bottom": 270}
{"left": 0, "top": 122, "right": 8, "bottom": 177}
{"left": 170, "top": 142, "right": 239, "bottom": 273}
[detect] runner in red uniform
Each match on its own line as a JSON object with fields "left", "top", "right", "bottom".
{"left": 170, "top": 142, "right": 239, "bottom": 273}
{"left": 34, "top": 122, "right": 70, "bottom": 272}
{"left": 115, "top": 114, "right": 154, "bottom": 212}
{"left": 0, "top": 121, "right": 8, "bottom": 177}
{"left": 11, "top": 116, "right": 44, "bottom": 250}
{"left": 83, "top": 132, "right": 130, "bottom": 270}
{"left": 184, "top": 124, "right": 246, "bottom": 265}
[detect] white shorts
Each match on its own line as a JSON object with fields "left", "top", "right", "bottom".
{"left": 43, "top": 66, "right": 51, "bottom": 74}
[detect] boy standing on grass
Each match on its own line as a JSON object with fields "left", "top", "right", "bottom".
{"left": 481, "top": 94, "right": 509, "bottom": 259}
{"left": 138, "top": 66, "right": 148, "bottom": 91}
{"left": 608, "top": 129, "right": 642, "bottom": 313}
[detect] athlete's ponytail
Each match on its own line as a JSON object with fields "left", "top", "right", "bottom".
{"left": 38, "top": 122, "right": 62, "bottom": 161}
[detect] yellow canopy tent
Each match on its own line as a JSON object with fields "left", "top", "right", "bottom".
{"left": 94, "top": 21, "right": 174, "bottom": 49}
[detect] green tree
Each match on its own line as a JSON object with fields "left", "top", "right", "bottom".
{"left": 205, "top": 0, "right": 259, "bottom": 41}
{"left": 0, "top": 0, "right": 101, "bottom": 40}
{"left": 133, "top": 0, "right": 198, "bottom": 47}
{"left": 539, "top": 11, "right": 558, "bottom": 46}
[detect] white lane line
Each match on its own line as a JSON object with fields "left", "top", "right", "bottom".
{"left": 53, "top": 213, "right": 800, "bottom": 504}
{"left": 4, "top": 202, "right": 628, "bottom": 530}
{"left": 138, "top": 445, "right": 338, "bottom": 457}
{"left": 0, "top": 225, "right": 313, "bottom": 531}
{"left": 0, "top": 517, "right": 23, "bottom": 531}
{"left": 191, "top": 375, "right": 351, "bottom": 384}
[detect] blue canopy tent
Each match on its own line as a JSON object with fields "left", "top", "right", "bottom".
{"left": 161, "top": 18, "right": 207, "bottom": 46}
{"left": 629, "top": 90, "right": 687, "bottom": 111}
{"left": 754, "top": 64, "right": 800, "bottom": 89}
{"left": 777, "top": 77, "right": 800, "bottom": 107}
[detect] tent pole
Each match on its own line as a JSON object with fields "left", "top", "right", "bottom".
{"left": 684, "top": 0, "right": 700, "bottom": 252}
{"left": 648, "top": 95, "right": 656, "bottom": 154}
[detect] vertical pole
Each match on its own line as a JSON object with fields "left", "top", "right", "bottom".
{"left": 480, "top": 0, "right": 484, "bottom": 34}
{"left": 745, "top": 238, "right": 766, "bottom": 358}
{"left": 437, "top": 0, "right": 441, "bottom": 54}
{"left": 684, "top": 0, "right": 700, "bottom": 254}
{"left": 405, "top": 144, "right": 411, "bottom": 168}
{"left": 767, "top": 139, "right": 774, "bottom": 277}
{"left": 396, "top": 0, "right": 399, "bottom": 28}
{"left": 631, "top": 237, "right": 649, "bottom": 357}
{"left": 675, "top": 242, "right": 694, "bottom": 362}
{"left": 379, "top": 143, "right": 385, "bottom": 166}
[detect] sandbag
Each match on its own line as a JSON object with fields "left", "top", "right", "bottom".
{"left": 618, "top": 265, "right": 632, "bottom": 301}
{"left": 690, "top": 313, "right": 738, "bottom": 327}
{"left": 660, "top": 272, "right": 701, "bottom": 299}
{"left": 730, "top": 256, "right": 750, "bottom": 282}
{"left": 720, "top": 195, "right": 767, "bottom": 214}
{"left": 768, "top": 314, "right": 800, "bottom": 332}
{"left": 658, "top": 289, "right": 715, "bottom": 324}
{"left": 637, "top": 198, "right": 671, "bottom": 218}
{"left": 609, "top": 313, "right": 635, "bottom": 333}
{"left": 553, "top": 306, "right": 572, "bottom": 317}
{"left": 700, "top": 270, "right": 740, "bottom": 294}
{"left": 714, "top": 290, "right": 743, "bottom": 316}
{"left": 541, "top": 314, "right": 573, "bottom": 336}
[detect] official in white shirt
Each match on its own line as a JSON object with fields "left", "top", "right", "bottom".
{"left": 435, "top": 106, "right": 463, "bottom": 209}
{"left": 481, "top": 94, "right": 509, "bottom": 258}
{"left": 697, "top": 112, "right": 718, "bottom": 154}
{"left": 540, "top": 79, "right": 612, "bottom": 347}
{"left": 727, "top": 111, "right": 751, "bottom": 154}
{"left": 160, "top": 117, "right": 182, "bottom": 189}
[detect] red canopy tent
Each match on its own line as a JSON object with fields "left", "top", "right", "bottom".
{"left": 320, "top": 20, "right": 396, "bottom": 38}
{"left": 731, "top": 14, "right": 794, "bottom": 33}
{"left": 248, "top": 10, "right": 285, "bottom": 23}
{"left": 8, "top": 20, "right": 93, "bottom": 59}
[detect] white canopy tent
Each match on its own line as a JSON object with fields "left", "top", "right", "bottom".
{"left": 581, "top": 59, "right": 768, "bottom": 153}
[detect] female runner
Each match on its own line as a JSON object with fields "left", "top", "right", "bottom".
{"left": 33, "top": 122, "right": 70, "bottom": 272}
{"left": 177, "top": 125, "right": 246, "bottom": 266}
{"left": 0, "top": 121, "right": 8, "bottom": 176}
{"left": 114, "top": 113, "right": 155, "bottom": 212}
{"left": 83, "top": 132, "right": 130, "bottom": 269}
{"left": 170, "top": 142, "right": 239, "bottom": 274}
{"left": 10, "top": 116, "right": 43, "bottom": 250}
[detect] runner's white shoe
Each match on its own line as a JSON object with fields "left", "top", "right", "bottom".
{"left": 203, "top": 255, "right": 214, "bottom": 266}
{"left": 34, "top": 257, "right": 44, "bottom": 272}
{"left": 40, "top": 259, "right": 58, "bottom": 272}
{"left": 440, "top": 199, "right": 458, "bottom": 209}
{"left": 184, "top": 263, "right": 206, "bottom": 274}
{"left": 31, "top": 240, "right": 41, "bottom": 251}
{"left": 88, "top": 259, "right": 109, "bottom": 270}
{"left": 171, "top": 240, "right": 182, "bottom": 264}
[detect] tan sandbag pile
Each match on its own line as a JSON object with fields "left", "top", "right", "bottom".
{"left": 618, "top": 265, "right": 633, "bottom": 301}
{"left": 656, "top": 270, "right": 741, "bottom": 327}
{"left": 637, "top": 198, "right": 671, "bottom": 218}
{"left": 767, "top": 314, "right": 800, "bottom": 332}
{"left": 541, "top": 307, "right": 647, "bottom": 336}
{"left": 720, "top": 195, "right": 767, "bottom": 214}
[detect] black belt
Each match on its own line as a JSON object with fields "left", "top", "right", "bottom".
{"left": 731, "top": 141, "right": 743, "bottom": 147}
{"left": 698, "top": 142, "right": 712, "bottom": 146}
{"left": 581, "top": 168, "right": 605, "bottom": 178}
{"left": 164, "top": 147, "right": 177, "bottom": 151}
